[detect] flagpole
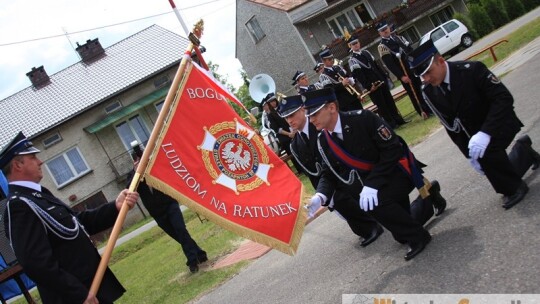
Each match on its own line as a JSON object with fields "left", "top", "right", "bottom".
{"left": 90, "top": 20, "right": 203, "bottom": 296}
{"left": 167, "top": 0, "right": 255, "bottom": 125}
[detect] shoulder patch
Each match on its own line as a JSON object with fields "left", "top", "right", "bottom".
{"left": 487, "top": 73, "right": 501, "bottom": 84}
{"left": 378, "top": 44, "right": 390, "bottom": 56}
{"left": 377, "top": 125, "right": 393, "bottom": 141}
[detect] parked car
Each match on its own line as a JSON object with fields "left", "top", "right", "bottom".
{"left": 419, "top": 19, "right": 473, "bottom": 56}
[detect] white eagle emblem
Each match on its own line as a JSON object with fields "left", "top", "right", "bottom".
{"left": 222, "top": 142, "right": 251, "bottom": 171}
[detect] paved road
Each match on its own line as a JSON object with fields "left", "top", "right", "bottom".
{"left": 194, "top": 11, "right": 540, "bottom": 304}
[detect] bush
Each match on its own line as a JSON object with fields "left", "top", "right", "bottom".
{"left": 481, "top": 0, "right": 510, "bottom": 28}
{"left": 469, "top": 4, "right": 494, "bottom": 37}
{"left": 453, "top": 12, "right": 479, "bottom": 40}
{"left": 520, "top": 0, "right": 540, "bottom": 10}
{"left": 502, "top": 0, "right": 526, "bottom": 19}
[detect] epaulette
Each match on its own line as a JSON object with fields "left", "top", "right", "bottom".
{"left": 342, "top": 109, "right": 363, "bottom": 116}
{"left": 455, "top": 62, "right": 473, "bottom": 70}
{"left": 378, "top": 44, "right": 391, "bottom": 56}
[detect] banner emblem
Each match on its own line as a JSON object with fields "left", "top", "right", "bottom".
{"left": 199, "top": 120, "right": 271, "bottom": 194}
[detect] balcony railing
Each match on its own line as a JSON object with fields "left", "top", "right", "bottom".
{"left": 318, "top": 0, "right": 449, "bottom": 60}
{"left": 108, "top": 151, "right": 134, "bottom": 181}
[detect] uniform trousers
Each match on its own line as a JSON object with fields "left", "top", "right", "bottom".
{"left": 453, "top": 131, "right": 522, "bottom": 196}
{"left": 370, "top": 83, "right": 403, "bottom": 127}
{"left": 153, "top": 203, "right": 205, "bottom": 265}
{"left": 401, "top": 76, "right": 431, "bottom": 116}
{"left": 331, "top": 191, "right": 379, "bottom": 238}
{"left": 362, "top": 171, "right": 430, "bottom": 244}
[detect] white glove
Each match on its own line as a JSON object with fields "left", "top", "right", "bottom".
{"left": 307, "top": 193, "right": 325, "bottom": 218}
{"left": 359, "top": 186, "right": 378, "bottom": 211}
{"left": 348, "top": 77, "right": 355, "bottom": 86}
{"left": 468, "top": 131, "right": 491, "bottom": 160}
{"left": 469, "top": 158, "right": 485, "bottom": 175}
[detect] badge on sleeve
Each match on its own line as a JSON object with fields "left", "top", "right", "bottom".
{"left": 488, "top": 73, "right": 501, "bottom": 84}
{"left": 377, "top": 125, "right": 392, "bottom": 141}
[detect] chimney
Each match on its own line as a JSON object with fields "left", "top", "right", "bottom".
{"left": 26, "top": 66, "right": 50, "bottom": 88}
{"left": 76, "top": 38, "right": 105, "bottom": 63}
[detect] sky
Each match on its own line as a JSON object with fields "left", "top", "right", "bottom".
{"left": 0, "top": 0, "right": 243, "bottom": 100}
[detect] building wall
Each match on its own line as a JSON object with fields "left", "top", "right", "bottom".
{"left": 33, "top": 66, "right": 178, "bottom": 225}
{"left": 236, "top": 0, "right": 316, "bottom": 95}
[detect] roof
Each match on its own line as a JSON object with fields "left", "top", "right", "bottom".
{"left": 0, "top": 25, "right": 188, "bottom": 147}
{"left": 247, "top": 0, "right": 309, "bottom": 12}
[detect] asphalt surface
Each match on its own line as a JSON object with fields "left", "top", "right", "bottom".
{"left": 193, "top": 11, "right": 540, "bottom": 304}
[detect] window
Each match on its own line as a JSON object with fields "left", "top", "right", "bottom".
{"left": 246, "top": 17, "right": 265, "bottom": 43}
{"left": 327, "top": 2, "right": 374, "bottom": 37}
{"left": 443, "top": 20, "right": 459, "bottom": 33}
{"left": 115, "top": 115, "right": 150, "bottom": 150}
{"left": 105, "top": 101, "right": 122, "bottom": 114}
{"left": 42, "top": 132, "right": 62, "bottom": 148}
{"left": 155, "top": 100, "right": 165, "bottom": 113}
{"left": 46, "top": 147, "right": 90, "bottom": 187}
{"left": 153, "top": 75, "right": 171, "bottom": 88}
{"left": 400, "top": 26, "right": 421, "bottom": 44}
{"left": 431, "top": 28, "right": 446, "bottom": 42}
{"left": 430, "top": 6, "right": 455, "bottom": 27}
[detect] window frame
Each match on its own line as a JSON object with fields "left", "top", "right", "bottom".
{"left": 326, "top": 2, "right": 375, "bottom": 37}
{"left": 245, "top": 16, "right": 266, "bottom": 43}
{"left": 114, "top": 114, "right": 151, "bottom": 151}
{"left": 45, "top": 146, "right": 91, "bottom": 188}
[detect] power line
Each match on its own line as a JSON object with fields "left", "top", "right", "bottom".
{"left": 0, "top": 0, "right": 229, "bottom": 47}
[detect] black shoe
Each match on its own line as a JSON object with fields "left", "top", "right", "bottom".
{"left": 360, "top": 225, "right": 383, "bottom": 247}
{"left": 198, "top": 252, "right": 208, "bottom": 263}
{"left": 516, "top": 135, "right": 540, "bottom": 170}
{"left": 188, "top": 261, "right": 199, "bottom": 273}
{"left": 429, "top": 180, "right": 447, "bottom": 216}
{"left": 404, "top": 234, "right": 431, "bottom": 261}
{"left": 502, "top": 182, "right": 529, "bottom": 209}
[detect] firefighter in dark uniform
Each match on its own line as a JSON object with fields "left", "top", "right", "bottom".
{"left": 292, "top": 70, "right": 317, "bottom": 94}
{"left": 377, "top": 21, "right": 431, "bottom": 118}
{"left": 347, "top": 35, "right": 408, "bottom": 129}
{"left": 277, "top": 95, "right": 383, "bottom": 247}
{"left": 408, "top": 39, "right": 540, "bottom": 209}
{"left": 304, "top": 88, "right": 435, "bottom": 260}
{"left": 318, "top": 49, "right": 363, "bottom": 112}
{"left": 0, "top": 132, "right": 139, "bottom": 304}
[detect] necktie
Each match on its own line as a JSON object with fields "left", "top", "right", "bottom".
{"left": 439, "top": 82, "right": 450, "bottom": 96}
{"left": 332, "top": 132, "right": 343, "bottom": 145}
{"left": 300, "top": 132, "right": 309, "bottom": 145}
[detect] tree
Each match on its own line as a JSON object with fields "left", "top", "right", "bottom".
{"left": 502, "top": 0, "right": 526, "bottom": 19}
{"left": 481, "top": 0, "right": 510, "bottom": 28}
{"left": 469, "top": 3, "right": 494, "bottom": 37}
{"left": 453, "top": 12, "right": 479, "bottom": 40}
{"left": 520, "top": 0, "right": 540, "bottom": 10}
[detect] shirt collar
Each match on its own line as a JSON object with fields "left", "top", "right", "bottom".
{"left": 10, "top": 181, "right": 42, "bottom": 192}
{"left": 443, "top": 61, "right": 451, "bottom": 88}
{"left": 301, "top": 121, "right": 310, "bottom": 139}
{"left": 332, "top": 115, "right": 343, "bottom": 135}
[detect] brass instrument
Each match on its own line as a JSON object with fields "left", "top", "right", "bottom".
{"left": 338, "top": 74, "right": 361, "bottom": 97}
{"left": 248, "top": 74, "right": 286, "bottom": 103}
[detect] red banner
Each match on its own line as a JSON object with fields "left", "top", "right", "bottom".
{"left": 145, "top": 63, "right": 305, "bottom": 255}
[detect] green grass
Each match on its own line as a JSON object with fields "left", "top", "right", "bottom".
{"left": 14, "top": 17, "right": 540, "bottom": 304}
{"left": 467, "top": 18, "right": 540, "bottom": 67}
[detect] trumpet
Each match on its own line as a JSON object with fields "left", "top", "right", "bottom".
{"left": 338, "top": 75, "right": 361, "bottom": 97}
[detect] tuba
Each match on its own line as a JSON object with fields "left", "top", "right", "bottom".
{"left": 249, "top": 74, "right": 286, "bottom": 103}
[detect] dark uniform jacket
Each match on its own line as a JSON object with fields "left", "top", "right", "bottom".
{"left": 291, "top": 123, "right": 322, "bottom": 188}
{"left": 349, "top": 50, "right": 387, "bottom": 89}
{"left": 298, "top": 84, "right": 317, "bottom": 94}
{"left": 267, "top": 110, "right": 292, "bottom": 149}
{"left": 3, "top": 185, "right": 124, "bottom": 304}
{"left": 422, "top": 61, "right": 523, "bottom": 157}
{"left": 320, "top": 66, "right": 362, "bottom": 112}
{"left": 316, "top": 110, "right": 415, "bottom": 201}
{"left": 378, "top": 35, "right": 413, "bottom": 79}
